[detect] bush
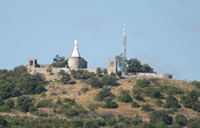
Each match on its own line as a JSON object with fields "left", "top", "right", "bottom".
{"left": 100, "top": 74, "right": 117, "bottom": 86}
{"left": 133, "top": 95, "right": 145, "bottom": 102}
{"left": 175, "top": 114, "right": 187, "bottom": 126}
{"left": 135, "top": 78, "right": 150, "bottom": 88}
{"left": 0, "top": 105, "right": 10, "bottom": 112}
{"left": 37, "top": 110, "right": 48, "bottom": 117}
{"left": 65, "top": 109, "right": 79, "bottom": 118}
{"left": 163, "top": 95, "right": 181, "bottom": 108}
{"left": 5, "top": 99, "right": 14, "bottom": 108}
{"left": 89, "top": 77, "right": 103, "bottom": 88}
{"left": 50, "top": 93, "right": 57, "bottom": 96}
{"left": 131, "top": 101, "right": 140, "bottom": 108}
{"left": 103, "top": 68, "right": 108, "bottom": 75}
{"left": 63, "top": 98, "right": 76, "bottom": 105}
{"left": 81, "top": 87, "right": 89, "bottom": 93}
{"left": 106, "top": 117, "right": 116, "bottom": 126}
{"left": 132, "top": 88, "right": 144, "bottom": 96}
{"left": 149, "top": 110, "right": 172, "bottom": 125}
{"left": 181, "top": 90, "right": 198, "bottom": 108}
{"left": 192, "top": 102, "right": 200, "bottom": 112}
{"left": 0, "top": 115, "right": 7, "bottom": 126}
{"left": 71, "top": 69, "right": 95, "bottom": 79}
{"left": 60, "top": 73, "right": 71, "bottom": 84}
{"left": 116, "top": 71, "right": 122, "bottom": 78}
{"left": 155, "top": 99, "right": 163, "bottom": 106}
{"left": 83, "top": 120, "right": 99, "bottom": 128}
{"left": 40, "top": 92, "right": 46, "bottom": 97}
{"left": 144, "top": 87, "right": 161, "bottom": 99}
{"left": 37, "top": 99, "right": 52, "bottom": 108}
{"left": 56, "top": 97, "right": 62, "bottom": 105}
{"left": 141, "top": 104, "right": 153, "bottom": 112}
{"left": 118, "top": 94, "right": 132, "bottom": 103}
{"left": 160, "top": 85, "right": 184, "bottom": 95}
{"left": 102, "top": 101, "right": 118, "bottom": 108}
{"left": 87, "top": 104, "right": 99, "bottom": 111}
{"left": 192, "top": 80, "right": 200, "bottom": 89}
{"left": 16, "top": 96, "right": 34, "bottom": 112}
{"left": 95, "top": 87, "right": 115, "bottom": 101}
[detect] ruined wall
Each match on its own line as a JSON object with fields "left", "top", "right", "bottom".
{"left": 137, "top": 73, "right": 172, "bottom": 79}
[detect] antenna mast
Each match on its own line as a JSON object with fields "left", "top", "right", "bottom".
{"left": 122, "top": 24, "right": 127, "bottom": 75}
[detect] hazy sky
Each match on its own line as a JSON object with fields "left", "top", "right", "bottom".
{"left": 0, "top": 0, "right": 200, "bottom": 81}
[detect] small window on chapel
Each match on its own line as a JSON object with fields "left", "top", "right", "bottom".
{"left": 110, "top": 62, "right": 114, "bottom": 67}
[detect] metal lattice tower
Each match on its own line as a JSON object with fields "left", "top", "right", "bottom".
{"left": 122, "top": 24, "right": 127, "bottom": 75}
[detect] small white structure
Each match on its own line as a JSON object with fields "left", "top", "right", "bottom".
{"left": 68, "top": 39, "right": 87, "bottom": 69}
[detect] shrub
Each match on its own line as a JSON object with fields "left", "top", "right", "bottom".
{"left": 65, "top": 109, "right": 79, "bottom": 118}
{"left": 81, "top": 87, "right": 89, "bottom": 93}
{"left": 181, "top": 90, "right": 198, "bottom": 108}
{"left": 163, "top": 95, "right": 181, "bottom": 108}
{"left": 116, "top": 71, "right": 122, "bottom": 78}
{"left": 192, "top": 80, "right": 200, "bottom": 89}
{"left": 40, "top": 92, "right": 46, "bottom": 97}
{"left": 102, "top": 101, "right": 118, "bottom": 108}
{"left": 118, "top": 94, "right": 132, "bottom": 103}
{"left": 103, "top": 68, "right": 108, "bottom": 75}
{"left": 5, "top": 99, "right": 14, "bottom": 108}
{"left": 63, "top": 98, "right": 76, "bottom": 105}
{"left": 37, "top": 110, "right": 48, "bottom": 117}
{"left": 132, "top": 88, "right": 144, "bottom": 96}
{"left": 133, "top": 95, "right": 145, "bottom": 102}
{"left": 175, "top": 114, "right": 187, "bottom": 126}
{"left": 135, "top": 78, "right": 150, "bottom": 88}
{"left": 83, "top": 120, "right": 99, "bottom": 128}
{"left": 16, "top": 96, "right": 34, "bottom": 112}
{"left": 87, "top": 103, "right": 99, "bottom": 111}
{"left": 60, "top": 73, "right": 71, "bottom": 84}
{"left": 106, "top": 117, "right": 116, "bottom": 126}
{"left": 144, "top": 87, "right": 161, "bottom": 99}
{"left": 140, "top": 122, "right": 156, "bottom": 128}
{"left": 37, "top": 99, "right": 52, "bottom": 108}
{"left": 0, "top": 105, "right": 10, "bottom": 112}
{"left": 50, "top": 92, "right": 57, "bottom": 96}
{"left": 141, "top": 104, "right": 153, "bottom": 112}
{"left": 104, "top": 96, "right": 113, "bottom": 103}
{"left": 56, "top": 97, "right": 62, "bottom": 105}
{"left": 155, "top": 99, "right": 163, "bottom": 106}
{"left": 95, "top": 87, "right": 115, "bottom": 101}
{"left": 89, "top": 77, "right": 103, "bottom": 88}
{"left": 131, "top": 101, "right": 140, "bottom": 108}
{"left": 149, "top": 110, "right": 172, "bottom": 125}
{"left": 192, "top": 102, "right": 200, "bottom": 112}
{"left": 160, "top": 85, "right": 184, "bottom": 95}
{"left": 100, "top": 74, "right": 117, "bottom": 86}
{"left": 0, "top": 115, "right": 7, "bottom": 126}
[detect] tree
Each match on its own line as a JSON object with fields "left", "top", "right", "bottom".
{"left": 140, "top": 63, "right": 154, "bottom": 73}
{"left": 131, "top": 101, "right": 140, "bottom": 108}
{"left": 116, "top": 71, "right": 122, "bottom": 78}
{"left": 141, "top": 104, "right": 154, "bottom": 112}
{"left": 95, "top": 87, "right": 115, "bottom": 101}
{"left": 51, "top": 54, "right": 68, "bottom": 67}
{"left": 127, "top": 58, "right": 142, "bottom": 73}
{"left": 0, "top": 115, "right": 7, "bottom": 126}
{"left": 103, "top": 68, "right": 108, "bottom": 75}
{"left": 96, "top": 67, "right": 102, "bottom": 76}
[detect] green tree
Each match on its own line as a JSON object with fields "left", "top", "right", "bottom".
{"left": 127, "top": 58, "right": 142, "bottom": 73}
{"left": 116, "top": 71, "right": 122, "bottom": 78}
{"left": 46, "top": 66, "right": 53, "bottom": 75}
{"left": 95, "top": 87, "right": 115, "bottom": 101}
{"left": 163, "top": 95, "right": 181, "bottom": 108}
{"left": 51, "top": 54, "right": 68, "bottom": 67}
{"left": 140, "top": 63, "right": 154, "bottom": 73}
{"left": 103, "top": 68, "right": 108, "bottom": 75}
{"left": 96, "top": 67, "right": 102, "bottom": 76}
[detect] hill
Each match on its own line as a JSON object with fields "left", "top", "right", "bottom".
{"left": 0, "top": 67, "right": 200, "bottom": 128}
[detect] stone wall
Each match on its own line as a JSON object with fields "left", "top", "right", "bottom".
{"left": 137, "top": 73, "right": 172, "bottom": 79}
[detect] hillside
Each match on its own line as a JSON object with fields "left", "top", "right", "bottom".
{"left": 0, "top": 68, "right": 200, "bottom": 128}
